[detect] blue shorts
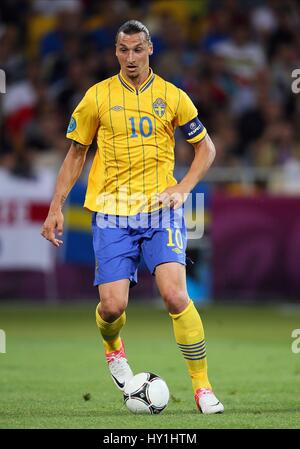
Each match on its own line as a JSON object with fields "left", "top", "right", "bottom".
{"left": 92, "top": 207, "right": 187, "bottom": 286}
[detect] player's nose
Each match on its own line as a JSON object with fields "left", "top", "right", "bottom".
{"left": 127, "top": 50, "right": 135, "bottom": 63}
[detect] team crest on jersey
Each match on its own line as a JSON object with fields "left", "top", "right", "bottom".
{"left": 111, "top": 105, "right": 124, "bottom": 111}
{"left": 153, "top": 98, "right": 166, "bottom": 117}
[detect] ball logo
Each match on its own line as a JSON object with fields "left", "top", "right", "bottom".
{"left": 67, "top": 117, "right": 77, "bottom": 133}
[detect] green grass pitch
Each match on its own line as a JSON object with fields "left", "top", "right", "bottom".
{"left": 0, "top": 301, "right": 300, "bottom": 429}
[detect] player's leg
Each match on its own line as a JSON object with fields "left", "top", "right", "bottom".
{"left": 92, "top": 213, "right": 140, "bottom": 391}
{"left": 96, "top": 279, "right": 129, "bottom": 353}
{"left": 155, "top": 262, "right": 211, "bottom": 389}
{"left": 155, "top": 262, "right": 224, "bottom": 414}
{"left": 95, "top": 279, "right": 133, "bottom": 391}
{"left": 141, "top": 206, "right": 224, "bottom": 413}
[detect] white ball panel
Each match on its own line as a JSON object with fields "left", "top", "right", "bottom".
{"left": 126, "top": 398, "right": 151, "bottom": 414}
{"left": 148, "top": 379, "right": 170, "bottom": 408}
{"left": 124, "top": 372, "right": 148, "bottom": 395}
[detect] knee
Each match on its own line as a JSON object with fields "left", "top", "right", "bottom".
{"left": 160, "top": 286, "right": 189, "bottom": 314}
{"left": 97, "top": 294, "right": 127, "bottom": 322}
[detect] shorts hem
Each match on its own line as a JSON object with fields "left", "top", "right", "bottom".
{"left": 94, "top": 274, "right": 137, "bottom": 287}
{"left": 151, "top": 259, "right": 186, "bottom": 275}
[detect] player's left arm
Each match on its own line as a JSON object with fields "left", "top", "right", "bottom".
{"left": 180, "top": 133, "right": 216, "bottom": 192}
{"left": 159, "top": 134, "right": 216, "bottom": 209}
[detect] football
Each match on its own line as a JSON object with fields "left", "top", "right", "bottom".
{"left": 123, "top": 372, "right": 170, "bottom": 414}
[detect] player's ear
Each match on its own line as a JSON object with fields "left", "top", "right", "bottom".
{"left": 149, "top": 44, "right": 153, "bottom": 55}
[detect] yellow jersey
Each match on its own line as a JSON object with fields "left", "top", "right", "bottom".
{"left": 66, "top": 68, "right": 207, "bottom": 215}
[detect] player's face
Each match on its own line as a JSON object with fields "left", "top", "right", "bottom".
{"left": 116, "top": 32, "right": 153, "bottom": 80}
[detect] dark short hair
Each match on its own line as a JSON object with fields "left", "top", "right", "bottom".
{"left": 115, "top": 20, "right": 152, "bottom": 44}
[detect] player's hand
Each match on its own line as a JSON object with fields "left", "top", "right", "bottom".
{"left": 41, "top": 210, "right": 64, "bottom": 247}
{"left": 159, "top": 185, "right": 189, "bottom": 209}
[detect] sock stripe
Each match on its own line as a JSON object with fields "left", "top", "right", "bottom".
{"left": 177, "top": 342, "right": 206, "bottom": 352}
{"left": 181, "top": 348, "right": 206, "bottom": 357}
{"left": 177, "top": 339, "right": 205, "bottom": 348}
{"left": 183, "top": 354, "right": 207, "bottom": 361}
{"left": 171, "top": 301, "right": 211, "bottom": 391}
{"left": 178, "top": 338, "right": 207, "bottom": 360}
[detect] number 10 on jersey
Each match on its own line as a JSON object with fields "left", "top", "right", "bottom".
{"left": 129, "top": 116, "right": 153, "bottom": 138}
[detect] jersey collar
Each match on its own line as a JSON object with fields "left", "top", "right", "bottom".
{"left": 118, "top": 68, "right": 155, "bottom": 94}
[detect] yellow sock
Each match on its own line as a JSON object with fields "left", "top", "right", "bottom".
{"left": 95, "top": 304, "right": 126, "bottom": 353}
{"left": 170, "top": 300, "right": 211, "bottom": 393}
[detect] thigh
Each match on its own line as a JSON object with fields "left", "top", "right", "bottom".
{"left": 92, "top": 214, "right": 140, "bottom": 287}
{"left": 98, "top": 278, "right": 130, "bottom": 311}
{"left": 98, "top": 278, "right": 130, "bottom": 299}
{"left": 155, "top": 262, "right": 188, "bottom": 296}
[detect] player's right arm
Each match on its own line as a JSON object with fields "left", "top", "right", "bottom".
{"left": 41, "top": 141, "right": 89, "bottom": 247}
{"left": 42, "top": 84, "right": 100, "bottom": 247}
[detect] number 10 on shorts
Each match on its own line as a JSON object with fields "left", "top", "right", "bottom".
{"left": 166, "top": 228, "right": 183, "bottom": 249}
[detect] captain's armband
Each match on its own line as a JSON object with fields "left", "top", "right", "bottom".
{"left": 180, "top": 117, "right": 206, "bottom": 141}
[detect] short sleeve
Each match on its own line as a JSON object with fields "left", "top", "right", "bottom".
{"left": 176, "top": 89, "right": 207, "bottom": 144}
{"left": 66, "top": 85, "right": 99, "bottom": 145}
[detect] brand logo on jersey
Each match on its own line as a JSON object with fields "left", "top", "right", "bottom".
{"left": 111, "top": 105, "right": 124, "bottom": 111}
{"left": 190, "top": 122, "right": 197, "bottom": 130}
{"left": 67, "top": 117, "right": 77, "bottom": 133}
{"left": 153, "top": 98, "right": 166, "bottom": 117}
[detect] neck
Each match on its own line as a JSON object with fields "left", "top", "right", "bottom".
{"left": 122, "top": 67, "right": 150, "bottom": 89}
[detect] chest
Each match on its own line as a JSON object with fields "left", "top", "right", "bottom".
{"left": 99, "top": 88, "right": 176, "bottom": 139}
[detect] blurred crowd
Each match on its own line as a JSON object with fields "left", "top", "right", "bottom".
{"left": 1, "top": 0, "right": 300, "bottom": 192}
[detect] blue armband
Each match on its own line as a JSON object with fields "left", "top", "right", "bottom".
{"left": 180, "top": 117, "right": 205, "bottom": 140}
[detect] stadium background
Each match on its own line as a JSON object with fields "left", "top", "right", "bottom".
{"left": 1, "top": 0, "right": 300, "bottom": 430}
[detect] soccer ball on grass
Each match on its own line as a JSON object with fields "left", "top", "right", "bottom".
{"left": 123, "top": 372, "right": 170, "bottom": 414}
